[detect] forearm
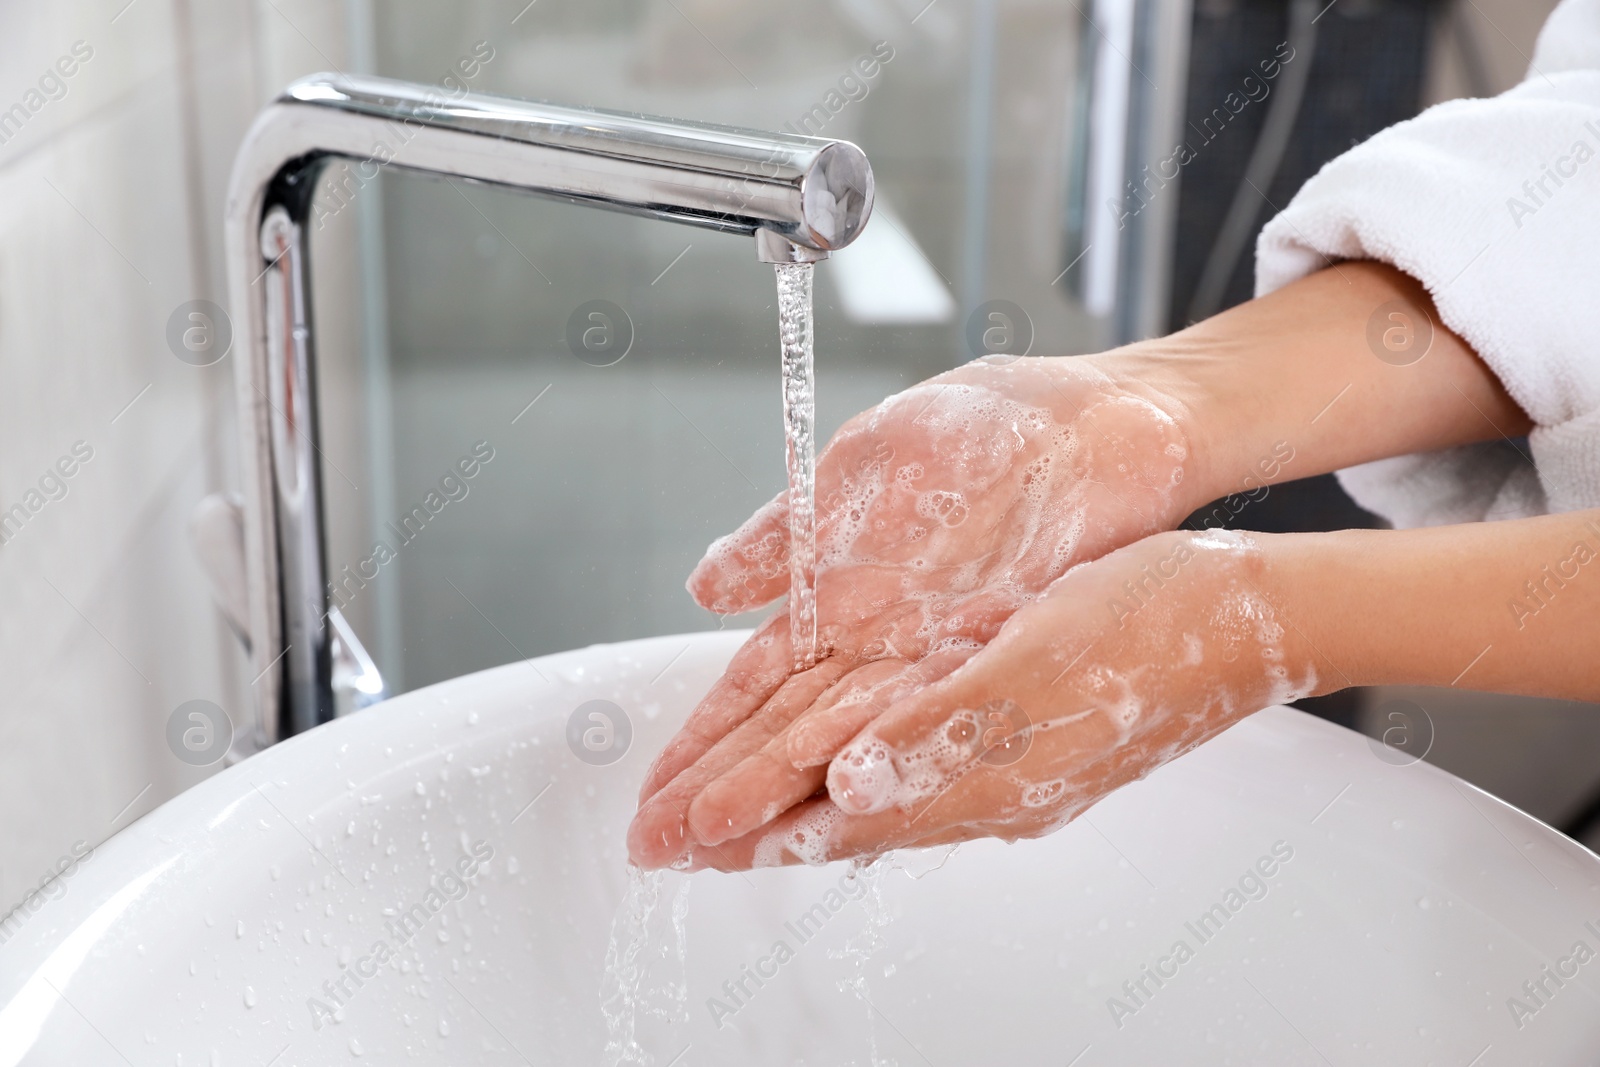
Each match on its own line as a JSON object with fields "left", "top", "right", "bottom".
{"left": 1264, "top": 511, "right": 1600, "bottom": 703}
{"left": 1095, "top": 261, "right": 1532, "bottom": 513}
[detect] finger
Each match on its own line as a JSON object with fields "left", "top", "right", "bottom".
{"left": 785, "top": 646, "right": 978, "bottom": 767}
{"left": 686, "top": 658, "right": 909, "bottom": 847}
{"left": 684, "top": 792, "right": 988, "bottom": 871}
{"left": 644, "top": 562, "right": 920, "bottom": 807}
{"left": 689, "top": 644, "right": 982, "bottom": 848}
{"left": 687, "top": 746, "right": 826, "bottom": 849}
{"left": 685, "top": 410, "right": 896, "bottom": 616}
{"left": 686, "top": 494, "right": 788, "bottom": 614}
{"left": 728, "top": 760, "right": 1082, "bottom": 870}
{"left": 636, "top": 613, "right": 793, "bottom": 803}
{"left": 694, "top": 687, "right": 1142, "bottom": 872}
{"left": 682, "top": 796, "right": 844, "bottom": 870}
{"left": 784, "top": 658, "right": 911, "bottom": 767}
{"left": 627, "top": 656, "right": 851, "bottom": 869}
{"left": 825, "top": 643, "right": 1036, "bottom": 817}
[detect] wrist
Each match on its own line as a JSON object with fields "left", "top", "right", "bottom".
{"left": 1250, "top": 530, "right": 1353, "bottom": 700}
{"left": 1083, "top": 341, "right": 1256, "bottom": 517}
{"left": 1091, "top": 261, "right": 1532, "bottom": 524}
{"left": 1126, "top": 528, "right": 1331, "bottom": 708}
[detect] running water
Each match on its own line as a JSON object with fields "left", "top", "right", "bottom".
{"left": 831, "top": 856, "right": 898, "bottom": 1067}
{"left": 600, "top": 867, "right": 665, "bottom": 1066}
{"left": 600, "top": 869, "right": 692, "bottom": 1066}
{"left": 775, "top": 262, "right": 819, "bottom": 670}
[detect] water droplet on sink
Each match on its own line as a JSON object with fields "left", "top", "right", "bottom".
{"left": 439, "top": 1018, "right": 451, "bottom": 1037}
{"left": 243, "top": 986, "right": 256, "bottom": 1008}
{"left": 236, "top": 920, "right": 245, "bottom": 938}
{"left": 349, "top": 1038, "right": 365, "bottom": 1056}
{"left": 415, "top": 782, "right": 427, "bottom": 797}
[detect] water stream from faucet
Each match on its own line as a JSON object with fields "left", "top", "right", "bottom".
{"left": 600, "top": 866, "right": 663, "bottom": 1064}
{"left": 600, "top": 263, "right": 824, "bottom": 1063}
{"left": 775, "top": 262, "right": 819, "bottom": 670}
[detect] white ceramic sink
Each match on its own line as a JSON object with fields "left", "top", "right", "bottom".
{"left": 3, "top": 631, "right": 1598, "bottom": 1065}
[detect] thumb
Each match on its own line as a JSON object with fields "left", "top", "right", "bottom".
{"left": 825, "top": 651, "right": 1033, "bottom": 816}
{"left": 686, "top": 492, "right": 788, "bottom": 614}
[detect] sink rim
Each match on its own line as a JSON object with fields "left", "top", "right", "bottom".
{"left": 3, "top": 628, "right": 1597, "bottom": 1064}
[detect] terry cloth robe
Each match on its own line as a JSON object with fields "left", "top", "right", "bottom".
{"left": 1255, "top": 0, "right": 1600, "bottom": 527}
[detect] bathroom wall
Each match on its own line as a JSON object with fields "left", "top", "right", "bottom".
{"left": 0, "top": 1, "right": 350, "bottom": 909}
{"left": 1424, "top": 0, "right": 1563, "bottom": 105}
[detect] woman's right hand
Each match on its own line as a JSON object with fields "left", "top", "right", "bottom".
{"left": 628, "top": 354, "right": 1203, "bottom": 868}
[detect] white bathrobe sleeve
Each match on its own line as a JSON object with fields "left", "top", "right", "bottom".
{"left": 1254, "top": 0, "right": 1600, "bottom": 527}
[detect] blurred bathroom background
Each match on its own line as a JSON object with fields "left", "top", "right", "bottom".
{"left": 1, "top": 0, "right": 1589, "bottom": 911}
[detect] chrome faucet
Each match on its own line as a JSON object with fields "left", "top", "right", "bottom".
{"left": 221, "top": 73, "right": 875, "bottom": 749}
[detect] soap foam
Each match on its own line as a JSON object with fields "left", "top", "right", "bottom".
{"left": 694, "top": 377, "right": 1191, "bottom": 692}
{"left": 785, "top": 803, "right": 845, "bottom": 867}
{"left": 821, "top": 530, "right": 1326, "bottom": 844}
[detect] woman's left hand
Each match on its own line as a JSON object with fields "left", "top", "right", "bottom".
{"left": 673, "top": 529, "right": 1319, "bottom": 869}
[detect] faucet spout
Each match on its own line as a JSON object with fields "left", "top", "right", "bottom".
{"left": 270, "top": 74, "right": 873, "bottom": 256}
{"left": 223, "top": 74, "right": 875, "bottom": 747}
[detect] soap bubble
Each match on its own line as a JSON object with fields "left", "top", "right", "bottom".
{"left": 567, "top": 699, "right": 632, "bottom": 765}
{"left": 166, "top": 699, "right": 233, "bottom": 766}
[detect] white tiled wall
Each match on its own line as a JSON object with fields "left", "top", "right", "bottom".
{"left": 0, "top": 0, "right": 348, "bottom": 907}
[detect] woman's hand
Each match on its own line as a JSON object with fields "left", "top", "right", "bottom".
{"left": 675, "top": 529, "right": 1317, "bottom": 869}
{"left": 627, "top": 261, "right": 1539, "bottom": 871}
{"left": 673, "top": 504, "right": 1600, "bottom": 869}
{"left": 627, "top": 356, "right": 1199, "bottom": 868}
